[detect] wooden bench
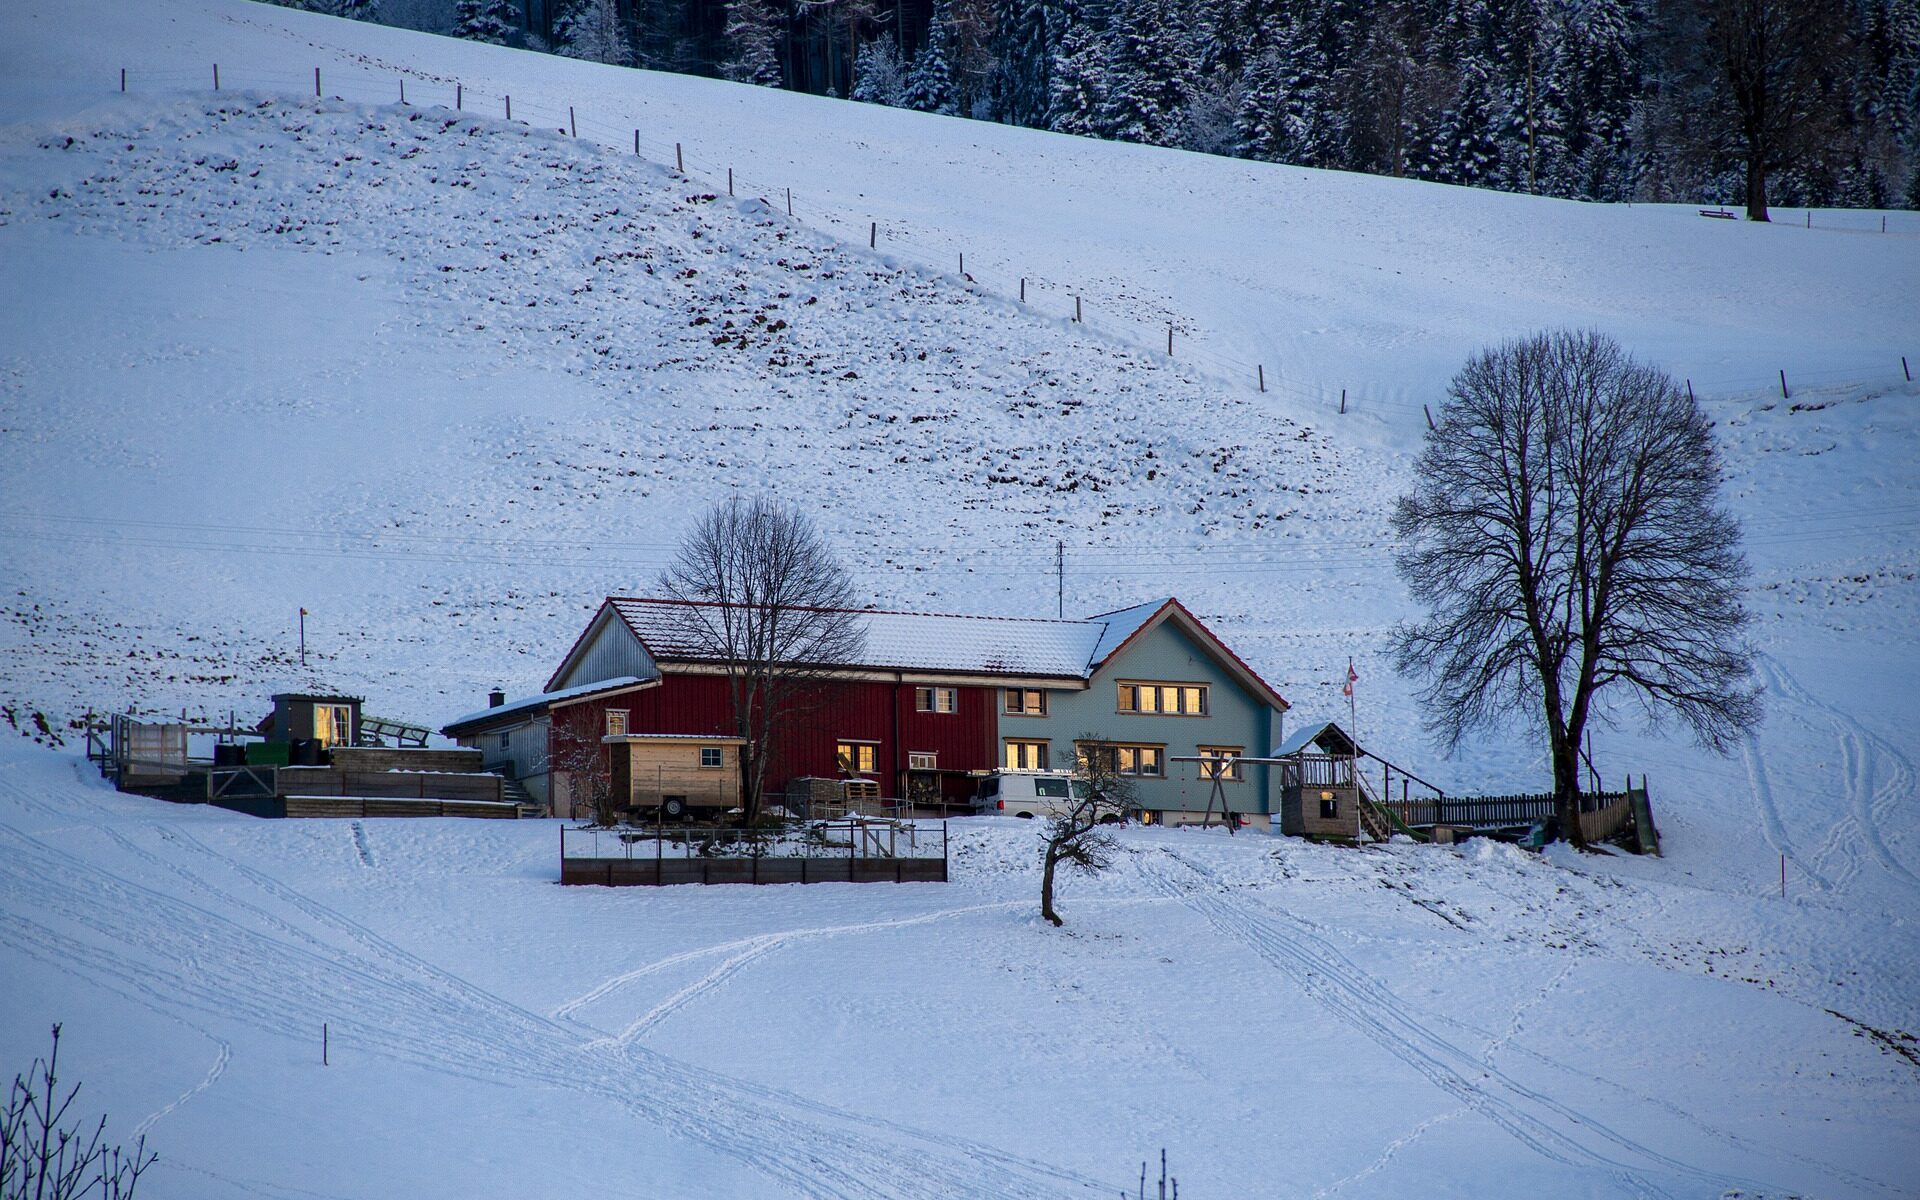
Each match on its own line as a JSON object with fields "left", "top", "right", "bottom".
{"left": 1698, "top": 208, "right": 1737, "bottom": 220}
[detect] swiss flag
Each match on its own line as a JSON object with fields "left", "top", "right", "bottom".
{"left": 1342, "top": 660, "right": 1358, "bottom": 698}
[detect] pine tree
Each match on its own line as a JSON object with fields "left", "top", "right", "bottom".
{"left": 852, "top": 38, "right": 910, "bottom": 106}
{"left": 453, "top": 0, "right": 519, "bottom": 45}
{"left": 906, "top": 0, "right": 959, "bottom": 114}
{"left": 1046, "top": 17, "right": 1112, "bottom": 135}
{"left": 719, "top": 0, "right": 783, "bottom": 87}
{"left": 555, "top": 0, "right": 633, "bottom": 65}
{"left": 1099, "top": 0, "right": 1198, "bottom": 146}
{"left": 992, "top": 0, "right": 1070, "bottom": 127}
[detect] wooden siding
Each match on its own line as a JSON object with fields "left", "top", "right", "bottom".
{"left": 620, "top": 739, "right": 743, "bottom": 810}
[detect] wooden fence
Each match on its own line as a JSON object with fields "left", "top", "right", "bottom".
{"left": 1384, "top": 789, "right": 1639, "bottom": 844}
{"left": 560, "top": 821, "right": 949, "bottom": 887}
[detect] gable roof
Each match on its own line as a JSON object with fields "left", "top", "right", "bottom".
{"left": 548, "top": 596, "right": 1288, "bottom": 711}
{"left": 441, "top": 676, "right": 655, "bottom": 737}
{"left": 1271, "top": 720, "right": 1358, "bottom": 758}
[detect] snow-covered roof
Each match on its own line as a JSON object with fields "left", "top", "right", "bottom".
{"left": 441, "top": 676, "right": 652, "bottom": 735}
{"left": 593, "top": 596, "right": 1286, "bottom": 709}
{"left": 1271, "top": 720, "right": 1357, "bottom": 758}
{"left": 610, "top": 598, "right": 1102, "bottom": 678}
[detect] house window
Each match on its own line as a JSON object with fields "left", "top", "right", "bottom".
{"left": 1078, "top": 741, "right": 1165, "bottom": 777}
{"left": 498, "top": 731, "right": 511, "bottom": 751}
{"left": 1198, "top": 746, "right": 1245, "bottom": 781}
{"left": 699, "top": 747, "right": 724, "bottom": 769}
{"left": 908, "top": 751, "right": 937, "bottom": 771}
{"left": 836, "top": 742, "right": 878, "bottom": 774}
{"left": 915, "top": 686, "right": 957, "bottom": 713}
{"left": 314, "top": 704, "right": 352, "bottom": 748}
{"left": 1116, "top": 682, "right": 1209, "bottom": 716}
{"left": 1004, "top": 739, "right": 1049, "bottom": 771}
{"left": 605, "top": 710, "right": 628, "bottom": 737}
{"left": 1320, "top": 791, "right": 1339, "bottom": 819}
{"left": 1004, "top": 688, "right": 1047, "bottom": 716}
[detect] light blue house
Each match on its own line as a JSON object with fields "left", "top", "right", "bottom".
{"left": 1002, "top": 599, "right": 1290, "bottom": 826}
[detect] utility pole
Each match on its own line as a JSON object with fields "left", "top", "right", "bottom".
{"left": 1056, "top": 540, "right": 1064, "bottom": 618}
{"left": 299, "top": 607, "right": 307, "bottom": 666}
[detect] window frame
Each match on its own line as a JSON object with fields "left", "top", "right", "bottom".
{"left": 914, "top": 686, "right": 958, "bottom": 714}
{"left": 907, "top": 751, "right": 938, "bottom": 771}
{"left": 836, "top": 741, "right": 879, "bottom": 775}
{"left": 1076, "top": 740, "right": 1167, "bottom": 778}
{"left": 1197, "top": 745, "right": 1246, "bottom": 782}
{"left": 699, "top": 746, "right": 724, "bottom": 769}
{"left": 1003, "top": 739, "right": 1050, "bottom": 771}
{"left": 1115, "top": 680, "right": 1210, "bottom": 717}
{"left": 1003, "top": 688, "right": 1047, "bottom": 717}
{"left": 604, "top": 709, "right": 629, "bottom": 737}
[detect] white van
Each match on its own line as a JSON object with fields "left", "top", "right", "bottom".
{"left": 973, "top": 771, "right": 1079, "bottom": 819}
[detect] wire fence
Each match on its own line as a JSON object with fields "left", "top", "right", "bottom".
{"left": 102, "top": 62, "right": 1918, "bottom": 429}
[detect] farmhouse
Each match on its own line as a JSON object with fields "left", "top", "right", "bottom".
{"left": 465, "top": 595, "right": 1291, "bottom": 825}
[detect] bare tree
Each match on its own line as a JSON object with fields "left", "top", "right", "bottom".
{"left": 1392, "top": 330, "right": 1760, "bottom": 848}
{"left": 1691, "top": 0, "right": 1849, "bottom": 221}
{"left": 550, "top": 707, "right": 622, "bottom": 827}
{"left": 660, "top": 497, "right": 866, "bottom": 824}
{"left": 1040, "top": 739, "right": 1135, "bottom": 927}
{"left": 3, "top": 1025, "right": 155, "bottom": 1200}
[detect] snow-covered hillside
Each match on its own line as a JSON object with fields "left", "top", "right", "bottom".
{"left": 1, "top": 3, "right": 1917, "bottom": 1197}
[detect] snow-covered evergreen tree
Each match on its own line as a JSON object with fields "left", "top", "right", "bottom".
{"left": 852, "top": 38, "right": 910, "bottom": 106}
{"left": 1098, "top": 0, "right": 1197, "bottom": 146}
{"left": 906, "top": 0, "right": 959, "bottom": 114}
{"left": 992, "top": 0, "right": 1070, "bottom": 127}
{"left": 719, "top": 0, "right": 783, "bottom": 87}
{"left": 555, "top": 0, "right": 633, "bottom": 65}
{"left": 1046, "top": 17, "right": 1112, "bottom": 135}
{"left": 453, "top": 0, "right": 518, "bottom": 45}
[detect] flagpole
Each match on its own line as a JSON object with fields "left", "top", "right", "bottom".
{"left": 1345, "top": 657, "right": 1359, "bottom": 833}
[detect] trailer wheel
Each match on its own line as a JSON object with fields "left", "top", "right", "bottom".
{"left": 662, "top": 796, "right": 688, "bottom": 820}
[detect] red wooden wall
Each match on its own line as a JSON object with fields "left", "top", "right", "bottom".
{"left": 553, "top": 673, "right": 999, "bottom": 800}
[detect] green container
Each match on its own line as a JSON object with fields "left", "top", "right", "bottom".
{"left": 245, "top": 742, "right": 291, "bottom": 766}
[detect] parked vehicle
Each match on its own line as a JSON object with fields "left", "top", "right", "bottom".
{"left": 970, "top": 770, "right": 1123, "bottom": 821}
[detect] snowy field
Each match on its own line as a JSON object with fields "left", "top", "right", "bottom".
{"left": 2, "top": 2, "right": 1918, "bottom": 1197}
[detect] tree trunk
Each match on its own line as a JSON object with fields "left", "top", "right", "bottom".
{"left": 1550, "top": 727, "right": 1589, "bottom": 849}
{"left": 1744, "top": 155, "right": 1770, "bottom": 222}
{"left": 1040, "top": 849, "right": 1063, "bottom": 926}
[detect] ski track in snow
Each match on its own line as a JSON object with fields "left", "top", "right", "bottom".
{"left": 133, "top": 1034, "right": 230, "bottom": 1140}
{"left": 0, "top": 776, "right": 1116, "bottom": 1199}
{"left": 1765, "top": 654, "right": 1920, "bottom": 898}
{"left": 1144, "top": 847, "right": 1789, "bottom": 1200}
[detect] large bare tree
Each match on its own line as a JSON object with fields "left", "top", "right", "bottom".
{"left": 659, "top": 497, "right": 865, "bottom": 824}
{"left": 1692, "top": 0, "right": 1849, "bottom": 221}
{"left": 1392, "top": 330, "right": 1760, "bottom": 848}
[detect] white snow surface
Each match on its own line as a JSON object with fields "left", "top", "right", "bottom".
{"left": 1, "top": 2, "right": 1918, "bottom": 1197}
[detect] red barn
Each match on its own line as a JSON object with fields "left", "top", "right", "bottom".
{"left": 541, "top": 597, "right": 1097, "bottom": 810}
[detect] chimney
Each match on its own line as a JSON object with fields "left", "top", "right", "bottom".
{"left": 488, "top": 689, "right": 506, "bottom": 708}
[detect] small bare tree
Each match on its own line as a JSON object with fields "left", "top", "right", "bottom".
{"left": 660, "top": 497, "right": 866, "bottom": 825}
{"left": 1040, "top": 739, "right": 1136, "bottom": 927}
{"left": 1393, "top": 330, "right": 1760, "bottom": 848}
{"left": 2, "top": 1025, "right": 155, "bottom": 1200}
{"left": 549, "top": 711, "right": 622, "bottom": 827}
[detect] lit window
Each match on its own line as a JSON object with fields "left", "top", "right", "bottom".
{"left": 836, "top": 742, "right": 877, "bottom": 774}
{"left": 1198, "top": 746, "right": 1244, "bottom": 781}
{"left": 1004, "top": 688, "right": 1046, "bottom": 715}
{"left": 605, "top": 710, "right": 628, "bottom": 737}
{"left": 700, "top": 747, "right": 723, "bottom": 768}
{"left": 1118, "top": 682, "right": 1207, "bottom": 715}
{"left": 1078, "top": 741, "right": 1164, "bottom": 777}
{"left": 1004, "top": 740, "right": 1049, "bottom": 770}
{"left": 915, "top": 686, "right": 958, "bottom": 713}
{"left": 908, "top": 752, "right": 937, "bottom": 771}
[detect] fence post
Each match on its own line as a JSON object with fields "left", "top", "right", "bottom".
{"left": 120, "top": 68, "right": 126, "bottom": 93}
{"left": 569, "top": 106, "right": 576, "bottom": 136}
{"left": 728, "top": 167, "right": 733, "bottom": 196}
{"left": 869, "top": 221, "right": 876, "bottom": 248}
{"left": 675, "top": 142, "right": 682, "bottom": 172}
{"left": 1167, "top": 324, "right": 1174, "bottom": 355}
{"left": 634, "top": 129, "right": 639, "bottom": 154}
{"left": 400, "top": 79, "right": 406, "bottom": 105}
{"left": 785, "top": 186, "right": 792, "bottom": 216}
{"left": 456, "top": 83, "right": 462, "bottom": 110}
{"left": 1904, "top": 355, "right": 1911, "bottom": 382}
{"left": 506, "top": 94, "right": 512, "bottom": 120}
{"left": 1686, "top": 379, "right": 1694, "bottom": 404}
{"left": 213, "top": 63, "right": 220, "bottom": 91}
{"left": 1339, "top": 388, "right": 1346, "bottom": 414}
{"left": 1780, "top": 369, "right": 1789, "bottom": 399}
{"left": 1019, "top": 277, "right": 1026, "bottom": 302}
{"left": 315, "top": 67, "right": 321, "bottom": 98}
{"left": 1074, "top": 295, "right": 1082, "bottom": 323}
{"left": 1258, "top": 364, "right": 1265, "bottom": 392}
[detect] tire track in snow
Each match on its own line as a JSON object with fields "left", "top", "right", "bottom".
{"left": 0, "top": 782, "right": 1113, "bottom": 1199}
{"left": 1741, "top": 724, "right": 1834, "bottom": 893}
{"left": 564, "top": 901, "right": 1028, "bottom": 1043}
{"left": 133, "top": 1036, "right": 230, "bottom": 1140}
{"left": 1145, "top": 848, "right": 1783, "bottom": 1200}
